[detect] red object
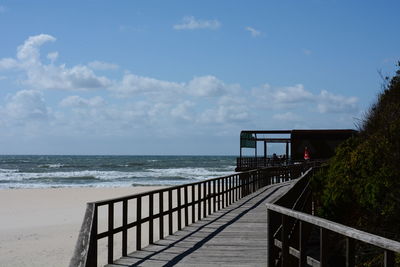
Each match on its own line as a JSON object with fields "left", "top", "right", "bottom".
{"left": 304, "top": 147, "right": 311, "bottom": 160}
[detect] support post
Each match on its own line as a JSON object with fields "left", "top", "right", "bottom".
{"left": 320, "top": 228, "right": 328, "bottom": 267}
{"left": 384, "top": 250, "right": 395, "bottom": 267}
{"left": 346, "top": 237, "right": 355, "bottom": 267}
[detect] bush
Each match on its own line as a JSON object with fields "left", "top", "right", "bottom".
{"left": 312, "top": 62, "right": 400, "bottom": 240}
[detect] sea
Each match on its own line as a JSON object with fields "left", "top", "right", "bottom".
{"left": 0, "top": 155, "right": 236, "bottom": 189}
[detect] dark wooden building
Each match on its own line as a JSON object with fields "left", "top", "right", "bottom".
{"left": 236, "top": 129, "right": 357, "bottom": 171}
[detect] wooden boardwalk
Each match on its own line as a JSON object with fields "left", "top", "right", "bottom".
{"left": 106, "top": 181, "right": 295, "bottom": 267}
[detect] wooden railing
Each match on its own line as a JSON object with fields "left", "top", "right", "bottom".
{"left": 70, "top": 163, "right": 312, "bottom": 267}
{"left": 266, "top": 168, "right": 400, "bottom": 267}
{"left": 236, "top": 156, "right": 287, "bottom": 171}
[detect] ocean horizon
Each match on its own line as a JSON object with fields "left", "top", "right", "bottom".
{"left": 0, "top": 155, "right": 237, "bottom": 189}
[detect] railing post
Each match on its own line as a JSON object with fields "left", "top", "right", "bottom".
{"left": 320, "top": 228, "right": 328, "bottom": 267}
{"left": 384, "top": 250, "right": 395, "bottom": 267}
{"left": 108, "top": 203, "right": 114, "bottom": 264}
{"left": 218, "top": 178, "right": 222, "bottom": 209}
{"left": 281, "top": 214, "right": 289, "bottom": 267}
{"left": 159, "top": 191, "right": 164, "bottom": 239}
{"left": 191, "top": 184, "right": 195, "bottom": 223}
{"left": 267, "top": 208, "right": 275, "bottom": 267}
{"left": 203, "top": 182, "right": 207, "bottom": 217}
{"left": 184, "top": 186, "right": 188, "bottom": 227}
{"left": 149, "top": 194, "right": 154, "bottom": 244}
{"left": 136, "top": 197, "right": 142, "bottom": 251}
{"left": 208, "top": 181, "right": 212, "bottom": 215}
{"left": 86, "top": 204, "right": 98, "bottom": 267}
{"left": 122, "top": 200, "right": 128, "bottom": 256}
{"left": 168, "top": 190, "right": 173, "bottom": 235}
{"left": 345, "top": 237, "right": 355, "bottom": 267}
{"left": 299, "top": 221, "right": 306, "bottom": 267}
{"left": 198, "top": 184, "right": 202, "bottom": 219}
{"left": 212, "top": 180, "right": 216, "bottom": 212}
{"left": 177, "top": 187, "right": 182, "bottom": 230}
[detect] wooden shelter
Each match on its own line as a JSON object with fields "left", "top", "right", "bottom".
{"left": 236, "top": 129, "right": 357, "bottom": 171}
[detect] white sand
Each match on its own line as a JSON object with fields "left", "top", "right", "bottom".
{"left": 0, "top": 186, "right": 163, "bottom": 267}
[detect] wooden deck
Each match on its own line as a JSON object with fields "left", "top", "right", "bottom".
{"left": 106, "top": 181, "right": 295, "bottom": 267}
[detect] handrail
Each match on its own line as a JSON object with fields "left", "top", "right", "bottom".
{"left": 267, "top": 203, "right": 400, "bottom": 253}
{"left": 71, "top": 162, "right": 313, "bottom": 267}
{"left": 266, "top": 167, "right": 400, "bottom": 267}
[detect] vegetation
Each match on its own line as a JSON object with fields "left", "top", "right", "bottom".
{"left": 312, "top": 62, "right": 400, "bottom": 265}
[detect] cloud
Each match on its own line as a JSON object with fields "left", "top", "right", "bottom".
{"left": 113, "top": 73, "right": 183, "bottom": 96}
{"left": 187, "top": 75, "right": 227, "bottom": 97}
{"left": 170, "top": 101, "right": 194, "bottom": 121}
{"left": 0, "top": 5, "right": 6, "bottom": 14}
{"left": 0, "top": 33, "right": 361, "bottom": 147}
{"left": 252, "top": 84, "right": 314, "bottom": 105}
{"left": 317, "top": 90, "right": 358, "bottom": 113}
{"left": 303, "top": 49, "right": 312, "bottom": 55}
{"left": 0, "top": 58, "right": 19, "bottom": 70}
{"left": 245, "top": 26, "right": 261, "bottom": 37}
{"left": 60, "top": 95, "right": 105, "bottom": 108}
{"left": 173, "top": 16, "right": 221, "bottom": 30}
{"left": 199, "top": 96, "right": 249, "bottom": 124}
{"left": 252, "top": 83, "right": 359, "bottom": 114}
{"left": 17, "top": 34, "right": 56, "bottom": 65}
{"left": 0, "top": 34, "right": 111, "bottom": 90}
{"left": 88, "top": 61, "right": 119, "bottom": 70}
{"left": 47, "top": 52, "right": 59, "bottom": 62}
{"left": 5, "top": 90, "right": 48, "bottom": 121}
{"left": 273, "top": 112, "right": 301, "bottom": 122}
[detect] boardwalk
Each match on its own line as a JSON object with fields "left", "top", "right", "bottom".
{"left": 106, "top": 181, "right": 295, "bottom": 267}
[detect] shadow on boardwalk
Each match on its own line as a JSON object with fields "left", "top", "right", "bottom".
{"left": 107, "top": 182, "right": 294, "bottom": 267}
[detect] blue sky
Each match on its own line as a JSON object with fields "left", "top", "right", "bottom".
{"left": 0, "top": 0, "right": 399, "bottom": 155}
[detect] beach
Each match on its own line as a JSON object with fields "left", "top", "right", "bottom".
{"left": 0, "top": 186, "right": 163, "bottom": 267}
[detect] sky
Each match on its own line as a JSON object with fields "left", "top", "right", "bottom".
{"left": 0, "top": 0, "right": 399, "bottom": 155}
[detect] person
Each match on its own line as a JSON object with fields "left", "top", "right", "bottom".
{"left": 272, "top": 153, "right": 278, "bottom": 165}
{"left": 304, "top": 146, "right": 311, "bottom": 160}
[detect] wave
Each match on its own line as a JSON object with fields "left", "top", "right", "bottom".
{"left": 38, "top": 164, "right": 64, "bottom": 168}
{"left": 0, "top": 165, "right": 236, "bottom": 189}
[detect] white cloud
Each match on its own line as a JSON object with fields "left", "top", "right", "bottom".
{"left": 245, "top": 26, "right": 261, "bottom": 37}
{"left": 47, "top": 52, "right": 59, "bottom": 62}
{"left": 0, "top": 58, "right": 19, "bottom": 70}
{"left": 114, "top": 73, "right": 183, "bottom": 96}
{"left": 317, "top": 90, "right": 358, "bottom": 113}
{"left": 273, "top": 112, "right": 301, "bottom": 122}
{"left": 0, "top": 34, "right": 361, "bottom": 150}
{"left": 187, "top": 75, "right": 227, "bottom": 97}
{"left": 0, "top": 5, "right": 6, "bottom": 14}
{"left": 173, "top": 16, "right": 221, "bottom": 30}
{"left": 252, "top": 83, "right": 359, "bottom": 114}
{"left": 5, "top": 90, "right": 48, "bottom": 120}
{"left": 60, "top": 96, "right": 105, "bottom": 108}
{"left": 0, "top": 34, "right": 111, "bottom": 91}
{"left": 252, "top": 84, "right": 314, "bottom": 105}
{"left": 199, "top": 96, "right": 249, "bottom": 124}
{"left": 17, "top": 34, "right": 56, "bottom": 64}
{"left": 88, "top": 61, "right": 119, "bottom": 70}
{"left": 170, "top": 101, "right": 194, "bottom": 121}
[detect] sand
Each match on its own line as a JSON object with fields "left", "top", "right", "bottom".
{"left": 0, "top": 186, "right": 164, "bottom": 267}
